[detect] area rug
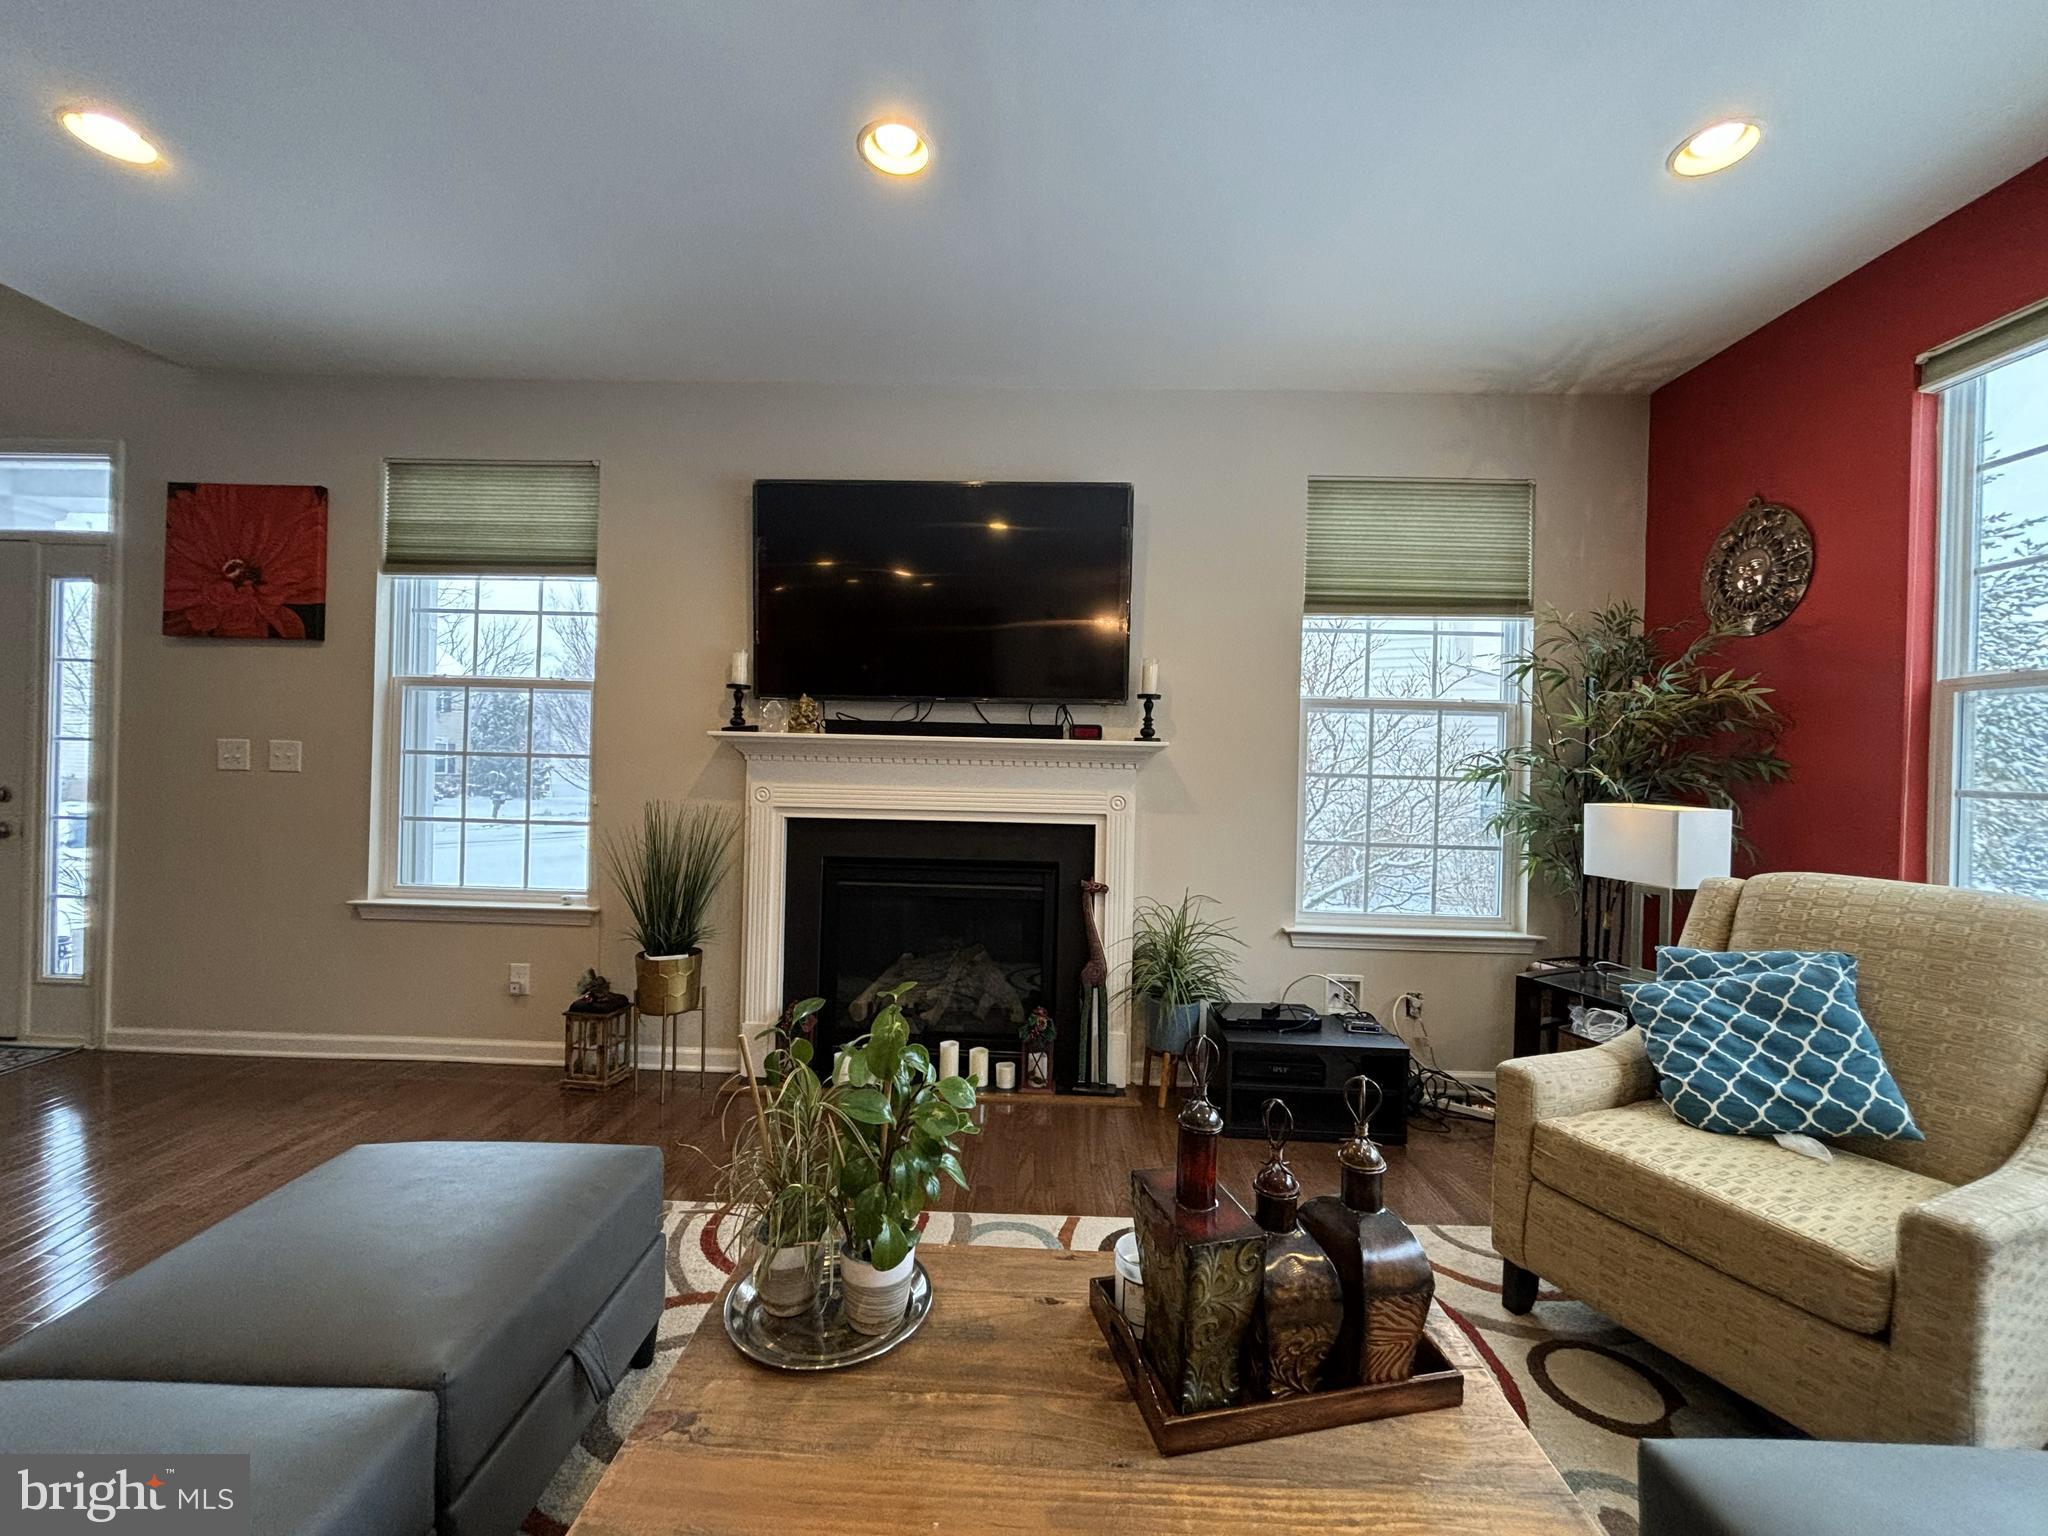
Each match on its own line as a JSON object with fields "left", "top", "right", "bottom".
{"left": 0, "top": 1045, "right": 76, "bottom": 1077}
{"left": 525, "top": 1206, "right": 1783, "bottom": 1536}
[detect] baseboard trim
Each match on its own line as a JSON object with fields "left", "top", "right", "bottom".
{"left": 103, "top": 1025, "right": 742, "bottom": 1075}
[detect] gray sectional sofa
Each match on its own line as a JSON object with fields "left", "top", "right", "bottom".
{"left": 0, "top": 1140, "right": 664, "bottom": 1536}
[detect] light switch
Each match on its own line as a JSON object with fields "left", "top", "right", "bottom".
{"left": 217, "top": 738, "right": 252, "bottom": 771}
{"left": 268, "top": 739, "right": 303, "bottom": 773}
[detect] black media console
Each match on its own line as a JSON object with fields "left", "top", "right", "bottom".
{"left": 1214, "top": 1015, "right": 1409, "bottom": 1144}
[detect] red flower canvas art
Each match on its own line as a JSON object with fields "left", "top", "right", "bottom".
{"left": 163, "top": 482, "right": 328, "bottom": 640}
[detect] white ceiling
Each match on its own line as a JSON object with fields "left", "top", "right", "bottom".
{"left": 4, "top": 1, "right": 2047, "bottom": 393}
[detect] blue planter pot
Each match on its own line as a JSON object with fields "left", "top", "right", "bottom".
{"left": 1145, "top": 999, "right": 1206, "bottom": 1055}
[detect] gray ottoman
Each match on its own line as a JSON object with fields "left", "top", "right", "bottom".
{"left": 0, "top": 1380, "right": 435, "bottom": 1536}
{"left": 0, "top": 1141, "right": 663, "bottom": 1536}
{"left": 1639, "top": 1439, "right": 2048, "bottom": 1536}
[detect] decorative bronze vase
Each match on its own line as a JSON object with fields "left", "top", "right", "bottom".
{"left": 1245, "top": 1098, "right": 1344, "bottom": 1399}
{"left": 1299, "top": 1076, "right": 1435, "bottom": 1386}
{"left": 1130, "top": 1035, "right": 1262, "bottom": 1413}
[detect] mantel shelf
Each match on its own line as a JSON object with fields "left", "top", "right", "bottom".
{"left": 707, "top": 728, "right": 1167, "bottom": 769}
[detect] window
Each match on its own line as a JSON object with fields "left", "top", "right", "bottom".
{"left": 383, "top": 577, "right": 597, "bottom": 895}
{"left": 1300, "top": 616, "right": 1527, "bottom": 923}
{"left": 44, "top": 577, "right": 97, "bottom": 977}
{"left": 1931, "top": 338, "right": 2048, "bottom": 899}
{"left": 373, "top": 460, "right": 600, "bottom": 904}
{"left": 1295, "top": 477, "right": 1534, "bottom": 934}
{"left": 0, "top": 453, "right": 112, "bottom": 533}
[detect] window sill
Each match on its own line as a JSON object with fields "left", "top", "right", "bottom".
{"left": 350, "top": 897, "right": 599, "bottom": 927}
{"left": 1283, "top": 924, "right": 1544, "bottom": 954}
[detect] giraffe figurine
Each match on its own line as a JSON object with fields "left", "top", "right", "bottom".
{"left": 1077, "top": 879, "right": 1113, "bottom": 1092}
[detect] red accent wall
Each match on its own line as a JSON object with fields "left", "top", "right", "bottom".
{"left": 1646, "top": 157, "right": 2048, "bottom": 881}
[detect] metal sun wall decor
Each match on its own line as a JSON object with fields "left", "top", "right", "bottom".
{"left": 1700, "top": 494, "right": 1814, "bottom": 637}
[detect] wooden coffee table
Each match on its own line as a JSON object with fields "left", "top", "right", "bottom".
{"left": 571, "top": 1245, "right": 1593, "bottom": 1534}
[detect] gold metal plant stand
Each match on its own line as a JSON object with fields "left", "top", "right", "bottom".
{"left": 636, "top": 1004, "right": 709, "bottom": 1103}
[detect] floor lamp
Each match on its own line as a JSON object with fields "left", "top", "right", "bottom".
{"left": 1581, "top": 803, "right": 1733, "bottom": 963}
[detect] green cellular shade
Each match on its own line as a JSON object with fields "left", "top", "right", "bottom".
{"left": 383, "top": 460, "right": 599, "bottom": 574}
{"left": 1919, "top": 296, "right": 2048, "bottom": 392}
{"left": 1305, "top": 477, "right": 1533, "bottom": 616}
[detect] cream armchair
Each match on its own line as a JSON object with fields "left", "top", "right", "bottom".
{"left": 1492, "top": 872, "right": 2048, "bottom": 1447}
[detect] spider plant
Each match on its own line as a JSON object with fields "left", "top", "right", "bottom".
{"left": 721, "top": 999, "right": 840, "bottom": 1252}
{"left": 1127, "top": 891, "right": 1243, "bottom": 1013}
{"left": 601, "top": 800, "right": 738, "bottom": 956}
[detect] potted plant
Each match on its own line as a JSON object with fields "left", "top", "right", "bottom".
{"left": 828, "top": 982, "right": 979, "bottom": 1334}
{"left": 722, "top": 998, "right": 838, "bottom": 1318}
{"left": 601, "top": 800, "right": 739, "bottom": 1017}
{"left": 1458, "top": 603, "right": 1788, "bottom": 958}
{"left": 1128, "top": 891, "right": 1243, "bottom": 1062}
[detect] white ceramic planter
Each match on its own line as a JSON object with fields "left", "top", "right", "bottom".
{"left": 839, "top": 1246, "right": 917, "bottom": 1335}
{"left": 1113, "top": 1229, "right": 1146, "bottom": 1337}
{"left": 756, "top": 1241, "right": 822, "bottom": 1318}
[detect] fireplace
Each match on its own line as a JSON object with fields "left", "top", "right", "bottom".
{"left": 782, "top": 818, "right": 1096, "bottom": 1088}
{"left": 721, "top": 730, "right": 1157, "bottom": 1088}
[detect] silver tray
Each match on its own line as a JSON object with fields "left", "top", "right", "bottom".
{"left": 722, "top": 1257, "right": 932, "bottom": 1371}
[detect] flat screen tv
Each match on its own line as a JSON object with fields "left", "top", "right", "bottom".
{"left": 752, "top": 480, "right": 1133, "bottom": 703}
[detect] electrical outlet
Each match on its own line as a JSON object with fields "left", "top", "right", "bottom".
{"left": 267, "top": 739, "right": 303, "bottom": 772}
{"left": 507, "top": 963, "right": 531, "bottom": 997}
{"left": 1326, "top": 973, "right": 1366, "bottom": 1012}
{"left": 216, "top": 738, "right": 251, "bottom": 771}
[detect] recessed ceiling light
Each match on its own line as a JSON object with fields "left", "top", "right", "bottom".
{"left": 1668, "top": 119, "right": 1761, "bottom": 178}
{"left": 60, "top": 109, "right": 162, "bottom": 166}
{"left": 858, "top": 118, "right": 930, "bottom": 177}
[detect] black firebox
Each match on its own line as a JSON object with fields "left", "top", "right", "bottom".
{"left": 781, "top": 819, "right": 1096, "bottom": 1088}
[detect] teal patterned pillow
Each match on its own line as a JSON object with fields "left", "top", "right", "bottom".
{"left": 1624, "top": 950, "right": 1922, "bottom": 1142}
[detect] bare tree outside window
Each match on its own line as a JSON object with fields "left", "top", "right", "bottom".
{"left": 45, "top": 577, "right": 97, "bottom": 977}
{"left": 1943, "top": 345, "right": 2048, "bottom": 899}
{"left": 385, "top": 576, "right": 596, "bottom": 894}
{"left": 1299, "top": 616, "right": 1524, "bottom": 923}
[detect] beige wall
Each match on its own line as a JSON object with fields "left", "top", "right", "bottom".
{"left": 0, "top": 288, "right": 1647, "bottom": 1074}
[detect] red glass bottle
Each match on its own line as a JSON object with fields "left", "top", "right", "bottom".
{"left": 1174, "top": 1034, "right": 1223, "bottom": 1209}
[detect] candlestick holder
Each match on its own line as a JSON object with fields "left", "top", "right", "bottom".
{"left": 1138, "top": 692, "right": 1160, "bottom": 741}
{"left": 724, "top": 682, "right": 757, "bottom": 731}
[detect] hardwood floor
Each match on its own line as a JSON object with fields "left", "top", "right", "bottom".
{"left": 0, "top": 1049, "right": 1494, "bottom": 1351}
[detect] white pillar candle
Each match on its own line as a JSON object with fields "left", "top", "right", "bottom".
{"left": 994, "top": 1060, "right": 1017, "bottom": 1092}
{"left": 729, "top": 649, "right": 750, "bottom": 686}
{"left": 1140, "top": 658, "right": 1159, "bottom": 693}
{"left": 968, "top": 1046, "right": 990, "bottom": 1088}
{"left": 938, "top": 1040, "right": 960, "bottom": 1079}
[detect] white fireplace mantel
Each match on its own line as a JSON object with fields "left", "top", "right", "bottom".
{"left": 711, "top": 730, "right": 1165, "bottom": 1086}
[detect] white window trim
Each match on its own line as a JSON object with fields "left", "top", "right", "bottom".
{"left": 1293, "top": 616, "right": 1534, "bottom": 946}
{"left": 1928, "top": 377, "right": 2048, "bottom": 887}
{"left": 349, "top": 896, "right": 598, "bottom": 925}
{"left": 365, "top": 574, "right": 598, "bottom": 913}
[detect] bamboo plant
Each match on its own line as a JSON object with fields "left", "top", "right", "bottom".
{"left": 1459, "top": 603, "right": 1789, "bottom": 895}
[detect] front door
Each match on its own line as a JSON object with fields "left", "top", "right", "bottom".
{"left": 0, "top": 450, "right": 115, "bottom": 1043}
{"left": 0, "top": 540, "right": 32, "bottom": 1037}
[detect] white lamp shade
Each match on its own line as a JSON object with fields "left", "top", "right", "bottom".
{"left": 1582, "top": 803, "right": 1733, "bottom": 890}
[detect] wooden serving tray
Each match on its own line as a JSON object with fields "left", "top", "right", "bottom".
{"left": 1088, "top": 1275, "right": 1463, "bottom": 1455}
